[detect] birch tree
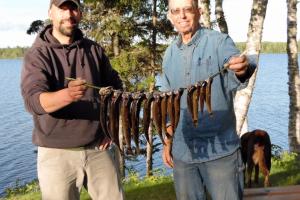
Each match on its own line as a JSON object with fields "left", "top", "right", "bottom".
{"left": 215, "top": 0, "right": 228, "bottom": 34}
{"left": 199, "top": 0, "right": 211, "bottom": 28}
{"left": 234, "top": 0, "right": 269, "bottom": 135}
{"left": 287, "top": 0, "right": 300, "bottom": 153}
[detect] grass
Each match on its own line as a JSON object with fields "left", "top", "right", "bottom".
{"left": 268, "top": 151, "right": 300, "bottom": 186}
{"left": 124, "top": 174, "right": 175, "bottom": 200}
{"left": 2, "top": 151, "right": 300, "bottom": 200}
{"left": 2, "top": 172, "right": 175, "bottom": 200}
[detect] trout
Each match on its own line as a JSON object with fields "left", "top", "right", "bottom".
{"left": 121, "top": 92, "right": 133, "bottom": 154}
{"left": 109, "top": 90, "right": 122, "bottom": 150}
{"left": 152, "top": 93, "right": 164, "bottom": 145}
{"left": 166, "top": 91, "right": 175, "bottom": 136}
{"left": 192, "top": 83, "right": 200, "bottom": 127}
{"left": 131, "top": 92, "right": 146, "bottom": 154}
{"left": 187, "top": 85, "right": 197, "bottom": 124}
{"left": 160, "top": 93, "right": 168, "bottom": 138}
{"left": 199, "top": 81, "right": 206, "bottom": 115}
{"left": 99, "top": 87, "right": 113, "bottom": 139}
{"left": 143, "top": 92, "right": 154, "bottom": 144}
{"left": 174, "top": 88, "right": 184, "bottom": 129}
{"left": 205, "top": 77, "right": 213, "bottom": 116}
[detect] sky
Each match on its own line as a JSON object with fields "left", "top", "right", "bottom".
{"left": 0, "top": 0, "right": 298, "bottom": 48}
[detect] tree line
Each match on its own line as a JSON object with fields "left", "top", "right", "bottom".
{"left": 1, "top": 42, "right": 297, "bottom": 59}
{"left": 0, "top": 47, "right": 28, "bottom": 59}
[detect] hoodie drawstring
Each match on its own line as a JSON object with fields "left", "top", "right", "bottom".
{"left": 77, "top": 44, "right": 85, "bottom": 68}
{"left": 62, "top": 46, "right": 71, "bottom": 68}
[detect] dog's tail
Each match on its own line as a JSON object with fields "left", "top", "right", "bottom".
{"left": 264, "top": 135, "right": 272, "bottom": 171}
{"left": 254, "top": 130, "right": 272, "bottom": 170}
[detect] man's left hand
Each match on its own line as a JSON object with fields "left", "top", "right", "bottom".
{"left": 228, "top": 55, "right": 249, "bottom": 77}
{"left": 98, "top": 136, "right": 112, "bottom": 151}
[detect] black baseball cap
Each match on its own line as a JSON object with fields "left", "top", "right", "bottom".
{"left": 50, "top": 0, "right": 80, "bottom": 8}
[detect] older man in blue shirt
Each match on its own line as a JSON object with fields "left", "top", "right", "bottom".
{"left": 158, "top": 0, "right": 255, "bottom": 199}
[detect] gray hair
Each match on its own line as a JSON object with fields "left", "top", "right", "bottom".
{"left": 168, "top": 0, "right": 198, "bottom": 8}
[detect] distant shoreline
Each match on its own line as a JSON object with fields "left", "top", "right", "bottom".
{"left": 0, "top": 42, "right": 299, "bottom": 59}
{"left": 0, "top": 47, "right": 28, "bottom": 59}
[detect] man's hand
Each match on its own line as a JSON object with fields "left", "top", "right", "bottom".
{"left": 67, "top": 78, "right": 87, "bottom": 102}
{"left": 162, "top": 125, "right": 174, "bottom": 168}
{"left": 227, "top": 54, "right": 249, "bottom": 77}
{"left": 162, "top": 138, "right": 173, "bottom": 168}
{"left": 39, "top": 77, "right": 87, "bottom": 113}
{"left": 98, "top": 136, "right": 112, "bottom": 151}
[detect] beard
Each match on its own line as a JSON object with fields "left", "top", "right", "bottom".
{"left": 58, "top": 17, "right": 78, "bottom": 37}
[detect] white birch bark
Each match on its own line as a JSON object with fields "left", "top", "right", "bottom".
{"left": 199, "top": 0, "right": 211, "bottom": 29}
{"left": 287, "top": 0, "right": 300, "bottom": 152}
{"left": 234, "top": 0, "right": 268, "bottom": 136}
{"left": 215, "top": 0, "right": 228, "bottom": 34}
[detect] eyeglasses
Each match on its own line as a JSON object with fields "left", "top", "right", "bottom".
{"left": 170, "top": 6, "right": 195, "bottom": 16}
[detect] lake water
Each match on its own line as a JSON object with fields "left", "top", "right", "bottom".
{"left": 0, "top": 54, "right": 290, "bottom": 196}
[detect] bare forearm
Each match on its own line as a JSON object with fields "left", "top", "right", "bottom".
{"left": 39, "top": 89, "right": 73, "bottom": 113}
{"left": 39, "top": 78, "right": 87, "bottom": 113}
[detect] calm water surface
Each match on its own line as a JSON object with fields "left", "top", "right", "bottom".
{"left": 0, "top": 54, "right": 289, "bottom": 196}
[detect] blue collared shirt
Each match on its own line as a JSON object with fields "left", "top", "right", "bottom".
{"left": 157, "top": 28, "right": 251, "bottom": 163}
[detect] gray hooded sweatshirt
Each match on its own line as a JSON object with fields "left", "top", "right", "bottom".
{"left": 21, "top": 25, "right": 122, "bottom": 148}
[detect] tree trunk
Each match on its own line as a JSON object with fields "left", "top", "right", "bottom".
{"left": 146, "top": 82, "right": 155, "bottom": 177}
{"left": 215, "top": 0, "right": 228, "bottom": 34}
{"left": 287, "top": 0, "right": 300, "bottom": 153}
{"left": 146, "top": 121, "right": 154, "bottom": 176}
{"left": 151, "top": 0, "right": 157, "bottom": 69}
{"left": 117, "top": 116, "right": 125, "bottom": 178}
{"left": 199, "top": 0, "right": 211, "bottom": 29}
{"left": 112, "top": 33, "right": 120, "bottom": 56}
{"left": 146, "top": 0, "right": 158, "bottom": 177}
{"left": 234, "top": 0, "right": 268, "bottom": 136}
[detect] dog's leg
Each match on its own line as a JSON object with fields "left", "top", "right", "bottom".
{"left": 260, "top": 164, "right": 270, "bottom": 187}
{"left": 243, "top": 167, "right": 246, "bottom": 186}
{"left": 254, "top": 164, "right": 259, "bottom": 185}
{"left": 255, "top": 144, "right": 271, "bottom": 187}
{"left": 264, "top": 173, "right": 270, "bottom": 187}
{"left": 246, "top": 161, "right": 254, "bottom": 188}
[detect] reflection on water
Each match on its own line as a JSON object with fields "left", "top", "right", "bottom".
{"left": 0, "top": 54, "right": 289, "bottom": 196}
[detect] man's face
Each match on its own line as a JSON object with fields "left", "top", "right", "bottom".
{"left": 49, "top": 2, "right": 81, "bottom": 37}
{"left": 168, "top": 0, "right": 200, "bottom": 36}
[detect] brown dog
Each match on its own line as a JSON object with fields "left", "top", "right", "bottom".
{"left": 241, "top": 129, "right": 271, "bottom": 187}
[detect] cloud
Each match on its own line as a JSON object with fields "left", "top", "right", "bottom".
{"left": 0, "top": 0, "right": 48, "bottom": 47}
{"left": 0, "top": 22, "right": 30, "bottom": 32}
{"left": 0, "top": 30, "right": 36, "bottom": 48}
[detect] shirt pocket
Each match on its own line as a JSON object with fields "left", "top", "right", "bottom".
{"left": 193, "top": 56, "right": 214, "bottom": 83}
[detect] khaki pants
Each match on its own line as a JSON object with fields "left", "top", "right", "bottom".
{"left": 37, "top": 146, "right": 124, "bottom": 200}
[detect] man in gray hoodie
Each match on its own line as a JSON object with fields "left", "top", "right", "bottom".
{"left": 21, "top": 0, "right": 124, "bottom": 199}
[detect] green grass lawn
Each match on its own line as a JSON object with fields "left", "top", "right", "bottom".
{"left": 2, "top": 151, "right": 300, "bottom": 200}
{"left": 2, "top": 175, "right": 175, "bottom": 200}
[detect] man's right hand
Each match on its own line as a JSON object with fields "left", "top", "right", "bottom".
{"left": 67, "top": 78, "right": 87, "bottom": 102}
{"left": 162, "top": 138, "right": 173, "bottom": 168}
{"left": 162, "top": 125, "right": 174, "bottom": 168}
{"left": 40, "top": 78, "right": 87, "bottom": 113}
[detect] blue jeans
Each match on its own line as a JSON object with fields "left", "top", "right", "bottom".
{"left": 173, "top": 149, "right": 244, "bottom": 200}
